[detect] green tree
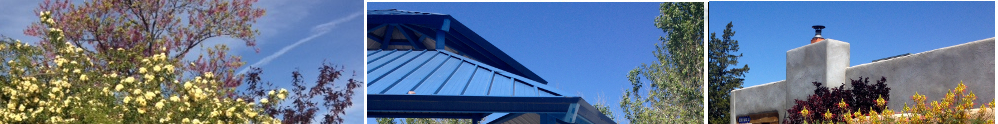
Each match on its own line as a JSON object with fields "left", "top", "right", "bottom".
{"left": 620, "top": 2, "right": 703, "bottom": 124}
{"left": 376, "top": 118, "right": 473, "bottom": 124}
{"left": 377, "top": 118, "right": 398, "bottom": 124}
{"left": 708, "top": 22, "right": 749, "bottom": 124}
{"left": 594, "top": 103, "right": 616, "bottom": 121}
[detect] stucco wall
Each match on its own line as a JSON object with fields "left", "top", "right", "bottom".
{"left": 730, "top": 80, "right": 787, "bottom": 124}
{"left": 844, "top": 38, "right": 995, "bottom": 111}
{"left": 731, "top": 37, "right": 995, "bottom": 124}
{"left": 785, "top": 39, "right": 850, "bottom": 114}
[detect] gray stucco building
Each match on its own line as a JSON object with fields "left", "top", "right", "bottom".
{"left": 730, "top": 37, "right": 995, "bottom": 124}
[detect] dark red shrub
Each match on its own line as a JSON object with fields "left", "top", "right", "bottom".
{"left": 783, "top": 77, "right": 890, "bottom": 124}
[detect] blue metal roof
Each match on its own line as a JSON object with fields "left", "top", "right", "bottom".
{"left": 367, "top": 50, "right": 567, "bottom": 97}
{"left": 366, "top": 9, "right": 616, "bottom": 124}
{"left": 367, "top": 9, "right": 550, "bottom": 84}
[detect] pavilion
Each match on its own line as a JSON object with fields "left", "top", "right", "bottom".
{"left": 366, "top": 9, "right": 615, "bottom": 124}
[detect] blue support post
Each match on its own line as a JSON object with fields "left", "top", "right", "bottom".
{"left": 435, "top": 19, "right": 450, "bottom": 50}
{"left": 563, "top": 103, "right": 580, "bottom": 123}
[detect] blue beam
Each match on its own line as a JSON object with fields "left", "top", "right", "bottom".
{"left": 368, "top": 112, "right": 490, "bottom": 119}
{"left": 396, "top": 25, "right": 423, "bottom": 50}
{"left": 381, "top": 24, "right": 395, "bottom": 49}
{"left": 368, "top": 94, "right": 581, "bottom": 113}
{"left": 399, "top": 24, "right": 433, "bottom": 40}
{"left": 367, "top": 34, "right": 383, "bottom": 43}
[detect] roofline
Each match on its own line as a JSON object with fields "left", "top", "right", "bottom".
{"left": 367, "top": 10, "right": 550, "bottom": 84}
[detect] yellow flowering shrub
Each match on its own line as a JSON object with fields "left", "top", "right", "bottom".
{"left": 838, "top": 82, "right": 994, "bottom": 124}
{"left": 0, "top": 11, "right": 287, "bottom": 123}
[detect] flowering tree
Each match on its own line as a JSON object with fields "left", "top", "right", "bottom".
{"left": 0, "top": 13, "right": 283, "bottom": 123}
{"left": 24, "top": 0, "right": 266, "bottom": 88}
{"left": 1, "top": 0, "right": 362, "bottom": 123}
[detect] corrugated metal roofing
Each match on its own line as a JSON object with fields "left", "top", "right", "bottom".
{"left": 367, "top": 50, "right": 567, "bottom": 97}
{"left": 367, "top": 12, "right": 551, "bottom": 84}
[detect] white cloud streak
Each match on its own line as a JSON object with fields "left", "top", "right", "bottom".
{"left": 238, "top": 11, "right": 362, "bottom": 75}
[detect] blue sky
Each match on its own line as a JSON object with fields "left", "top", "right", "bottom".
{"left": 709, "top": 1, "right": 995, "bottom": 88}
{"left": 368, "top": 2, "right": 665, "bottom": 123}
{"left": 0, "top": 0, "right": 366, "bottom": 123}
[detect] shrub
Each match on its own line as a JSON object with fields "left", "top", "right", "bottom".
{"left": 784, "top": 77, "right": 891, "bottom": 124}
{"left": 845, "top": 82, "right": 995, "bottom": 124}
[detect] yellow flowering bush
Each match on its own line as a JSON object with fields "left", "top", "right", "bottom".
{"left": 838, "top": 81, "right": 994, "bottom": 124}
{"left": 0, "top": 12, "right": 287, "bottom": 123}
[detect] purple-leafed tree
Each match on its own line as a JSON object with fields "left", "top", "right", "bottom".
{"left": 241, "top": 62, "right": 362, "bottom": 124}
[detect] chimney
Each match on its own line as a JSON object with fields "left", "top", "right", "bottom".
{"left": 811, "top": 25, "right": 825, "bottom": 44}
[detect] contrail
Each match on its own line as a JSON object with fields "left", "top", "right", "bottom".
{"left": 238, "top": 11, "right": 363, "bottom": 75}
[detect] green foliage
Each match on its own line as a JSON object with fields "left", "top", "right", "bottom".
{"left": 620, "top": 2, "right": 704, "bottom": 124}
{"left": 376, "top": 118, "right": 473, "bottom": 124}
{"left": 594, "top": 103, "right": 617, "bottom": 122}
{"left": 707, "top": 22, "right": 749, "bottom": 124}
{"left": 377, "top": 118, "right": 398, "bottom": 124}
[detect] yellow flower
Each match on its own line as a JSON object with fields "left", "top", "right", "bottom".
{"left": 144, "top": 74, "right": 155, "bottom": 81}
{"left": 123, "top": 96, "right": 132, "bottom": 104}
{"left": 123, "top": 77, "right": 135, "bottom": 83}
{"left": 876, "top": 95, "right": 887, "bottom": 107}
{"left": 165, "top": 64, "right": 175, "bottom": 73}
{"left": 139, "top": 67, "right": 147, "bottom": 73}
{"left": 79, "top": 74, "right": 88, "bottom": 81}
{"left": 800, "top": 106, "right": 810, "bottom": 117}
{"left": 153, "top": 65, "right": 162, "bottom": 72}
{"left": 170, "top": 96, "right": 180, "bottom": 102}
{"left": 184, "top": 82, "right": 192, "bottom": 89}
{"left": 115, "top": 84, "right": 124, "bottom": 91}
{"left": 278, "top": 88, "right": 288, "bottom": 99}
{"left": 40, "top": 11, "right": 50, "bottom": 17}
{"left": 155, "top": 101, "right": 165, "bottom": 109}
{"left": 244, "top": 109, "right": 258, "bottom": 117}
{"left": 49, "top": 28, "right": 61, "bottom": 33}
{"left": 132, "top": 89, "right": 141, "bottom": 95}
{"left": 260, "top": 98, "right": 268, "bottom": 104}
{"left": 204, "top": 72, "right": 214, "bottom": 78}
{"left": 268, "top": 90, "right": 276, "bottom": 96}
{"left": 145, "top": 91, "right": 156, "bottom": 100}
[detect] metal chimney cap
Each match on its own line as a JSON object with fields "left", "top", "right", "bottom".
{"left": 812, "top": 25, "right": 825, "bottom": 30}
